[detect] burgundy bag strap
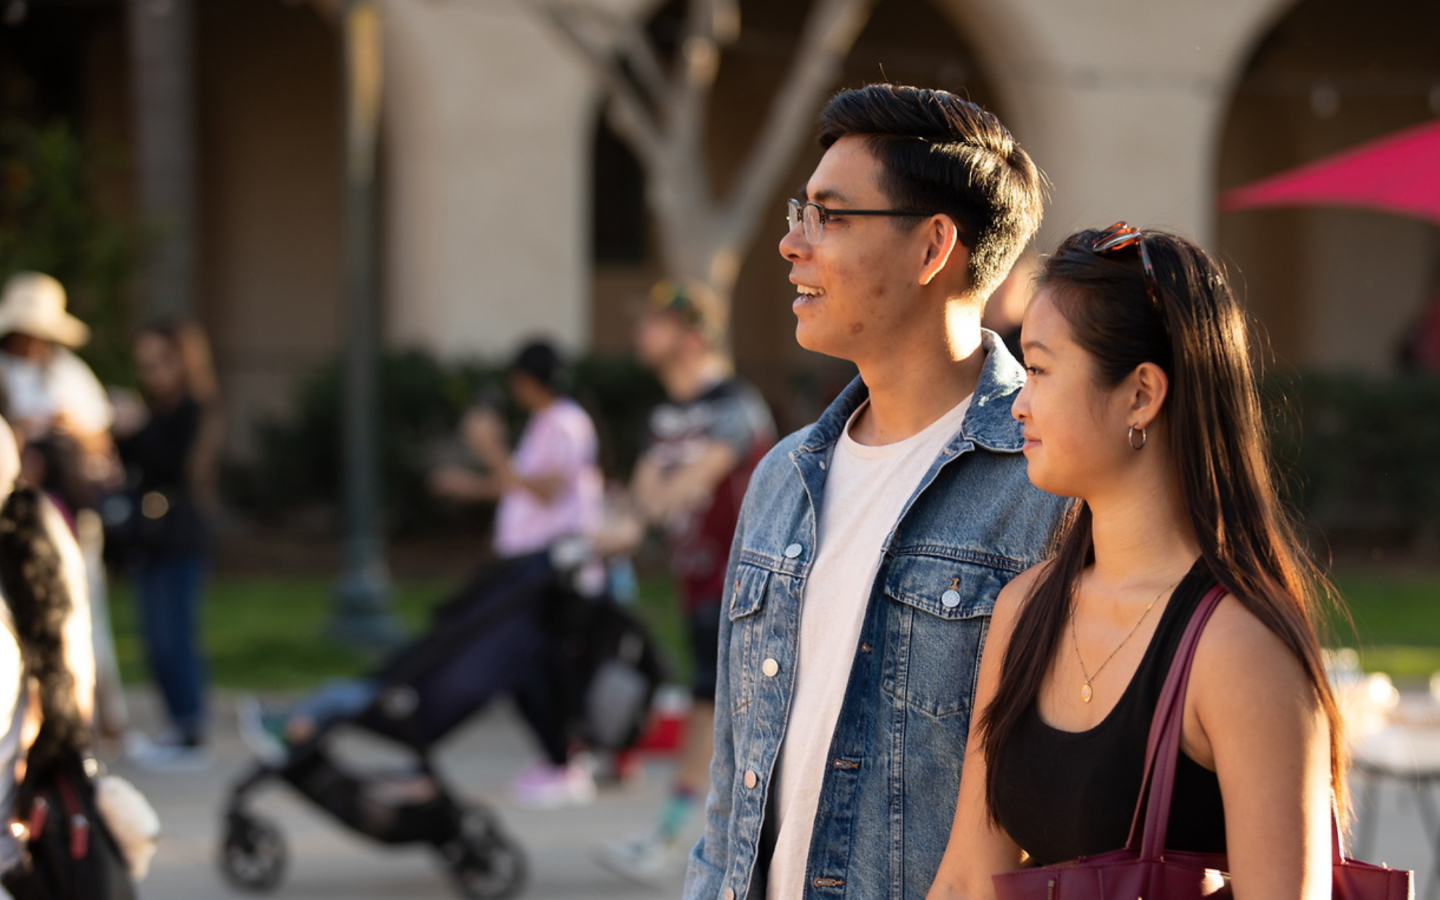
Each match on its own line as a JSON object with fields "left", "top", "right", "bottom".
{"left": 1123, "top": 584, "right": 1226, "bottom": 859}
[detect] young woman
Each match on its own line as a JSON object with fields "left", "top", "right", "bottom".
{"left": 926, "top": 224, "right": 1344, "bottom": 900}
{"left": 114, "top": 319, "right": 223, "bottom": 771}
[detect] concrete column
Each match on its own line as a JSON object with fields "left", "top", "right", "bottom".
{"left": 939, "top": 0, "right": 1297, "bottom": 248}
{"left": 127, "top": 0, "right": 198, "bottom": 316}
{"left": 380, "top": 0, "right": 605, "bottom": 360}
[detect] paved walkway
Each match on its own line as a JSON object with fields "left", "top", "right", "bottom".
{"left": 113, "top": 692, "right": 686, "bottom": 900}
{"left": 111, "top": 691, "right": 1440, "bottom": 900}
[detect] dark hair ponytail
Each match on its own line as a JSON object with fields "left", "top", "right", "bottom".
{"left": 980, "top": 226, "right": 1347, "bottom": 821}
{"left": 0, "top": 486, "right": 88, "bottom": 775}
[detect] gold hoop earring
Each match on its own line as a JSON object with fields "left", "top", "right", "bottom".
{"left": 1128, "top": 425, "right": 1147, "bottom": 450}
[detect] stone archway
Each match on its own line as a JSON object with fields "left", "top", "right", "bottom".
{"left": 1215, "top": 0, "right": 1440, "bottom": 371}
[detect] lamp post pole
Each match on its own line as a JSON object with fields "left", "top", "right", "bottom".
{"left": 331, "top": 0, "right": 401, "bottom": 648}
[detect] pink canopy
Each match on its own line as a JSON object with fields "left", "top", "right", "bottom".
{"left": 1219, "top": 118, "right": 1440, "bottom": 224}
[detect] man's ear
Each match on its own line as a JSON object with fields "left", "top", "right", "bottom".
{"left": 919, "top": 215, "right": 962, "bottom": 287}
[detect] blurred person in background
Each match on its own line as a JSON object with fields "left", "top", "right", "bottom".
{"left": 595, "top": 280, "right": 776, "bottom": 885}
{"left": 111, "top": 318, "right": 223, "bottom": 772}
{"left": 0, "top": 272, "right": 127, "bottom": 746}
{"left": 0, "top": 414, "right": 100, "bottom": 893}
{"left": 241, "top": 340, "right": 606, "bottom": 807}
{"left": 429, "top": 338, "right": 606, "bottom": 807}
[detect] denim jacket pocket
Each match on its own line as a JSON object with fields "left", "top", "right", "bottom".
{"left": 880, "top": 554, "right": 1006, "bottom": 719}
{"left": 726, "top": 561, "right": 773, "bottom": 713}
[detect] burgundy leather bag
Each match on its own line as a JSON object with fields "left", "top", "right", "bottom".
{"left": 992, "top": 585, "right": 1414, "bottom": 900}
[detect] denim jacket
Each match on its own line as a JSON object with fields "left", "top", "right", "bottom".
{"left": 684, "top": 331, "right": 1070, "bottom": 900}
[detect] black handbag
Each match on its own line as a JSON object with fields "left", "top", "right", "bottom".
{"left": 3, "top": 750, "right": 136, "bottom": 900}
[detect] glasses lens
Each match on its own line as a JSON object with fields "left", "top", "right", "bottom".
{"left": 787, "top": 200, "right": 801, "bottom": 234}
{"left": 804, "top": 203, "right": 823, "bottom": 244}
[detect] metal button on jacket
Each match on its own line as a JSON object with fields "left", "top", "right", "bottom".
{"left": 762, "top": 658, "right": 779, "bottom": 677}
{"left": 941, "top": 589, "right": 962, "bottom": 608}
{"left": 784, "top": 542, "right": 803, "bottom": 559}
{"left": 744, "top": 770, "right": 758, "bottom": 789}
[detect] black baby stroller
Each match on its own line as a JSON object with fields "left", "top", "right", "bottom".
{"left": 219, "top": 542, "right": 669, "bottom": 899}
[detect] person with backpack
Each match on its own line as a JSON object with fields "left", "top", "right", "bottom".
{"left": 0, "top": 415, "right": 149, "bottom": 899}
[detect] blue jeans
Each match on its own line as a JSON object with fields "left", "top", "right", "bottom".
{"left": 135, "top": 554, "right": 210, "bottom": 743}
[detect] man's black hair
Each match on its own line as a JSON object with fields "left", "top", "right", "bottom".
{"left": 818, "top": 83, "right": 1045, "bottom": 298}
{"left": 509, "top": 340, "right": 569, "bottom": 394}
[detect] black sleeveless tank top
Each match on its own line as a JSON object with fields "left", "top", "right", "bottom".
{"left": 989, "top": 561, "right": 1227, "bottom": 865}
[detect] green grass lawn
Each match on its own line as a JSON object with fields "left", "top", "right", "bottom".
{"left": 1330, "top": 569, "right": 1440, "bottom": 686}
{"left": 105, "top": 565, "right": 1440, "bottom": 693}
{"left": 107, "top": 569, "right": 692, "bottom": 693}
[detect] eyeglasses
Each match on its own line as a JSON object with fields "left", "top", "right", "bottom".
{"left": 786, "top": 198, "right": 935, "bottom": 245}
{"left": 1090, "top": 221, "right": 1159, "bottom": 303}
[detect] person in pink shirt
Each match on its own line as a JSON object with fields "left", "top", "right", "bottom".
{"left": 431, "top": 340, "right": 604, "bottom": 562}
{"left": 240, "top": 341, "right": 606, "bottom": 808}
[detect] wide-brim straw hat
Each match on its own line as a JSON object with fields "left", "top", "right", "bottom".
{"left": 0, "top": 272, "right": 90, "bottom": 348}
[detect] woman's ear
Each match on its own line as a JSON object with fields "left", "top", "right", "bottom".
{"left": 919, "top": 215, "right": 962, "bottom": 287}
{"left": 1128, "top": 361, "right": 1170, "bottom": 428}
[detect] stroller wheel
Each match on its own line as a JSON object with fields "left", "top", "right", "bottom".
{"left": 219, "top": 812, "right": 288, "bottom": 893}
{"left": 439, "top": 807, "right": 526, "bottom": 899}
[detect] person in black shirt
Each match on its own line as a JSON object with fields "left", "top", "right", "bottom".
{"left": 113, "top": 319, "right": 223, "bottom": 772}
{"left": 927, "top": 226, "right": 1347, "bottom": 900}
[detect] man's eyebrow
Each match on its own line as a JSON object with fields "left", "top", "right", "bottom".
{"left": 810, "top": 187, "right": 849, "bottom": 205}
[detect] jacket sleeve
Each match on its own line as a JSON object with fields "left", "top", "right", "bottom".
{"left": 683, "top": 482, "right": 751, "bottom": 899}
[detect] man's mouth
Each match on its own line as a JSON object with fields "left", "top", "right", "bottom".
{"left": 793, "top": 283, "right": 825, "bottom": 308}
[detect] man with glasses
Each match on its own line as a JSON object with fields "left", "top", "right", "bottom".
{"left": 684, "top": 84, "right": 1070, "bottom": 900}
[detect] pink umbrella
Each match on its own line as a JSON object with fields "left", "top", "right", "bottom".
{"left": 1219, "top": 118, "right": 1440, "bottom": 224}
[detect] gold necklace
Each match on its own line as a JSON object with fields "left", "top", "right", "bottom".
{"left": 1071, "top": 579, "right": 1180, "bottom": 703}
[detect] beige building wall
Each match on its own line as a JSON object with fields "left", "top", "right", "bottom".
{"left": 180, "top": 0, "right": 1437, "bottom": 452}
{"left": 938, "top": 0, "right": 1296, "bottom": 249}
{"left": 381, "top": 0, "right": 644, "bottom": 363}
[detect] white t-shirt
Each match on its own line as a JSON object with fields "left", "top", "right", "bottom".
{"left": 767, "top": 394, "right": 972, "bottom": 900}
{"left": 0, "top": 347, "right": 114, "bottom": 439}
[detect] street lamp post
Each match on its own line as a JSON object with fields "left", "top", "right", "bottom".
{"left": 331, "top": 0, "right": 402, "bottom": 649}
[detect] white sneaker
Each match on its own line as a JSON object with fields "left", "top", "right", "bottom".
{"left": 126, "top": 731, "right": 212, "bottom": 773}
{"left": 236, "top": 696, "right": 288, "bottom": 765}
{"left": 509, "top": 755, "right": 597, "bottom": 809}
{"left": 594, "top": 830, "right": 686, "bottom": 887}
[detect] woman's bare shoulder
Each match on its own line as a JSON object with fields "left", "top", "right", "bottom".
{"left": 992, "top": 561, "right": 1052, "bottom": 634}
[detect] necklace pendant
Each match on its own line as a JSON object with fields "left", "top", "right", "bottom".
{"left": 1080, "top": 682, "right": 1094, "bottom": 703}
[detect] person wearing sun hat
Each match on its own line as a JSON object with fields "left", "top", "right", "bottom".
{"left": 0, "top": 272, "right": 113, "bottom": 448}
{"left": 0, "top": 272, "right": 128, "bottom": 749}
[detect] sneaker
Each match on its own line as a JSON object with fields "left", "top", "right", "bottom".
{"left": 594, "top": 830, "right": 687, "bottom": 887}
{"left": 126, "top": 730, "right": 212, "bottom": 773}
{"left": 236, "top": 696, "right": 289, "bottom": 765}
{"left": 509, "top": 756, "right": 596, "bottom": 809}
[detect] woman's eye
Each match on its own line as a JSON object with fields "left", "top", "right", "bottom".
{"left": 1023, "top": 365, "right": 1041, "bottom": 376}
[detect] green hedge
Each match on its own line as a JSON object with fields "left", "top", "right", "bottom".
{"left": 228, "top": 351, "right": 1440, "bottom": 548}
{"left": 1267, "top": 372, "right": 1440, "bottom": 550}
{"left": 224, "top": 349, "right": 663, "bottom": 534}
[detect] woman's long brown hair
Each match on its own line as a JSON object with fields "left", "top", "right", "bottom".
{"left": 981, "top": 227, "right": 1347, "bottom": 822}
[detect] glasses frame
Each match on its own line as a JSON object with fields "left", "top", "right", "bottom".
{"left": 787, "top": 198, "right": 936, "bottom": 245}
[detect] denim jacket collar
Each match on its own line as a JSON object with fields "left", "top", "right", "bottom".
{"left": 798, "top": 328, "right": 1027, "bottom": 457}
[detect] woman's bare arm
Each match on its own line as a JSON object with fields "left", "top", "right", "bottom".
{"left": 1185, "top": 596, "right": 1332, "bottom": 900}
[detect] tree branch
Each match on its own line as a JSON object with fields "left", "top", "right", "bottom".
{"left": 719, "top": 0, "right": 878, "bottom": 248}
{"left": 535, "top": 0, "right": 664, "bottom": 165}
